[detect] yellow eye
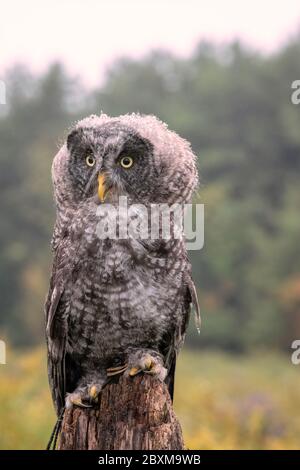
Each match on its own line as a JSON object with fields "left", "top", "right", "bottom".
{"left": 120, "top": 156, "right": 134, "bottom": 169}
{"left": 86, "top": 154, "right": 95, "bottom": 167}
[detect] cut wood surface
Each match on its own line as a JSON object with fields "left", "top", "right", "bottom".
{"left": 58, "top": 374, "right": 184, "bottom": 450}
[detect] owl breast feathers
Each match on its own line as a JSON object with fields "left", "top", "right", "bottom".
{"left": 45, "top": 113, "right": 200, "bottom": 416}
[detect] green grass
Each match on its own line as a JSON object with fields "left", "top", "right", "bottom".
{"left": 0, "top": 348, "right": 299, "bottom": 449}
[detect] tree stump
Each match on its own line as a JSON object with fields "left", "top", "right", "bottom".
{"left": 58, "top": 374, "right": 184, "bottom": 450}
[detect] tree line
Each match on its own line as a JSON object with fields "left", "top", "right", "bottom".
{"left": 1, "top": 38, "right": 300, "bottom": 351}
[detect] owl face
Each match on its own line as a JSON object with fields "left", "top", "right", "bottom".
{"left": 66, "top": 122, "right": 157, "bottom": 205}
{"left": 52, "top": 114, "right": 198, "bottom": 217}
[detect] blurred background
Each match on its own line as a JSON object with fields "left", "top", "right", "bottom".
{"left": 1, "top": 0, "right": 300, "bottom": 449}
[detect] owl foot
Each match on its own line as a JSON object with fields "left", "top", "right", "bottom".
{"left": 65, "top": 381, "right": 105, "bottom": 409}
{"left": 126, "top": 350, "right": 167, "bottom": 382}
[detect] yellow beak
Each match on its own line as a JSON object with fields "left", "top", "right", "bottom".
{"left": 98, "top": 173, "right": 107, "bottom": 202}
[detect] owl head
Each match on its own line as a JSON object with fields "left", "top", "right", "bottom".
{"left": 52, "top": 113, "right": 198, "bottom": 212}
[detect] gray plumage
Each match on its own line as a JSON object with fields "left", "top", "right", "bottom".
{"left": 45, "top": 113, "right": 199, "bottom": 416}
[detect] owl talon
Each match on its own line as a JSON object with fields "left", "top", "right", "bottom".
{"left": 143, "top": 355, "right": 153, "bottom": 370}
{"left": 129, "top": 366, "right": 142, "bottom": 376}
{"left": 106, "top": 363, "right": 128, "bottom": 377}
{"left": 70, "top": 397, "right": 92, "bottom": 408}
{"left": 126, "top": 350, "right": 167, "bottom": 381}
{"left": 89, "top": 385, "right": 99, "bottom": 400}
{"left": 66, "top": 378, "right": 105, "bottom": 409}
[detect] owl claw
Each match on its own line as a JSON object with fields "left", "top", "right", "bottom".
{"left": 129, "top": 366, "right": 142, "bottom": 376}
{"left": 126, "top": 351, "right": 167, "bottom": 381}
{"left": 66, "top": 379, "right": 105, "bottom": 409}
{"left": 128, "top": 355, "right": 152, "bottom": 376}
{"left": 106, "top": 363, "right": 128, "bottom": 377}
{"left": 89, "top": 385, "right": 99, "bottom": 400}
{"left": 143, "top": 355, "right": 153, "bottom": 370}
{"left": 67, "top": 396, "right": 92, "bottom": 408}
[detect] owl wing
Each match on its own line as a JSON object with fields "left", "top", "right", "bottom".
{"left": 45, "top": 238, "right": 77, "bottom": 416}
{"left": 163, "top": 272, "right": 200, "bottom": 401}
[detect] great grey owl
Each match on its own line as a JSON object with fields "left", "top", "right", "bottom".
{"left": 45, "top": 113, "right": 200, "bottom": 417}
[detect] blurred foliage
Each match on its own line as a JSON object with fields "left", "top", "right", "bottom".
{"left": 176, "top": 349, "right": 300, "bottom": 449}
{"left": 0, "top": 348, "right": 299, "bottom": 450}
{"left": 0, "top": 39, "right": 300, "bottom": 350}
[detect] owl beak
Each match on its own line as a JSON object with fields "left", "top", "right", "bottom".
{"left": 98, "top": 173, "right": 107, "bottom": 202}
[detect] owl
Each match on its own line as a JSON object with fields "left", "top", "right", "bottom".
{"left": 45, "top": 113, "right": 200, "bottom": 417}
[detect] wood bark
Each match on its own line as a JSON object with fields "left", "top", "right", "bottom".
{"left": 58, "top": 374, "right": 184, "bottom": 450}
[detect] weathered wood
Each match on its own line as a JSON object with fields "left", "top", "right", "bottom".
{"left": 58, "top": 374, "right": 184, "bottom": 450}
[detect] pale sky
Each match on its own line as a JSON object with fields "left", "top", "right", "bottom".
{"left": 1, "top": 0, "right": 300, "bottom": 87}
